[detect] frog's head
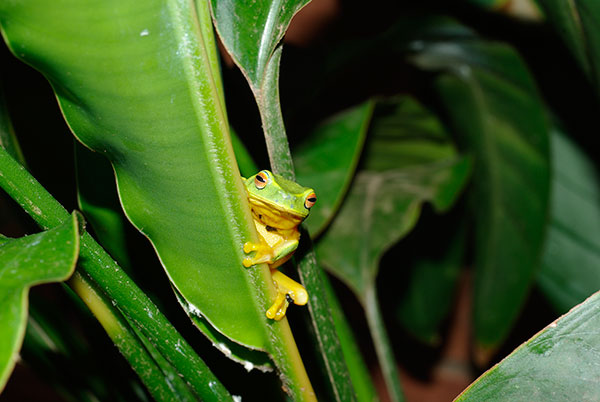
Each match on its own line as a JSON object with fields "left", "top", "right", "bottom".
{"left": 244, "top": 170, "right": 317, "bottom": 230}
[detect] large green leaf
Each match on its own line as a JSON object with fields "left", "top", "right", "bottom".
{"left": 411, "top": 27, "right": 551, "bottom": 350}
{"left": 537, "top": 0, "right": 600, "bottom": 95}
{"left": 361, "top": 97, "right": 467, "bottom": 345}
{"left": 0, "top": 0, "right": 269, "bottom": 351}
{"left": 1, "top": 1, "right": 316, "bottom": 398}
{"left": 456, "top": 290, "right": 600, "bottom": 401}
{"left": 537, "top": 129, "right": 600, "bottom": 312}
{"left": 0, "top": 213, "right": 79, "bottom": 391}
{"left": 295, "top": 101, "right": 374, "bottom": 236}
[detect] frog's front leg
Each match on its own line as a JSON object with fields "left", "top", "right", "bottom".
{"left": 242, "top": 240, "right": 274, "bottom": 267}
{"left": 242, "top": 238, "right": 299, "bottom": 268}
{"left": 266, "top": 269, "right": 308, "bottom": 321}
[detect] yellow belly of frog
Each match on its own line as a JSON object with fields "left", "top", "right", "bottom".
{"left": 243, "top": 220, "right": 308, "bottom": 321}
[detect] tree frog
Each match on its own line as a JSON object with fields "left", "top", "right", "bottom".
{"left": 242, "top": 170, "right": 317, "bottom": 321}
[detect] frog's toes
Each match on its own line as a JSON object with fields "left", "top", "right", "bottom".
{"left": 266, "top": 292, "right": 289, "bottom": 321}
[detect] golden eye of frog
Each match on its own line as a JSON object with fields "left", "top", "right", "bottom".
{"left": 242, "top": 170, "right": 316, "bottom": 320}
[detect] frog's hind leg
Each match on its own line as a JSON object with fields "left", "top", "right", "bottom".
{"left": 265, "top": 269, "right": 308, "bottom": 321}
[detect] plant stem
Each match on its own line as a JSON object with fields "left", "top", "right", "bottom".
{"left": 257, "top": 45, "right": 295, "bottom": 180}
{"left": 0, "top": 147, "right": 231, "bottom": 401}
{"left": 297, "top": 235, "right": 357, "bottom": 402}
{"left": 256, "top": 44, "right": 357, "bottom": 401}
{"left": 364, "top": 285, "right": 405, "bottom": 402}
{"left": 69, "top": 271, "right": 197, "bottom": 402}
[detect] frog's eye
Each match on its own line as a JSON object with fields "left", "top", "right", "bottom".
{"left": 304, "top": 193, "right": 317, "bottom": 209}
{"left": 254, "top": 171, "right": 269, "bottom": 189}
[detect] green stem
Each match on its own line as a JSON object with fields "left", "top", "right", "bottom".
{"left": 256, "top": 44, "right": 357, "bottom": 402}
{"left": 364, "top": 285, "right": 405, "bottom": 402}
{"left": 69, "top": 271, "right": 197, "bottom": 402}
{"left": 322, "top": 268, "right": 379, "bottom": 402}
{"left": 297, "top": 235, "right": 357, "bottom": 402}
{"left": 0, "top": 147, "right": 231, "bottom": 401}
{"left": 258, "top": 45, "right": 295, "bottom": 180}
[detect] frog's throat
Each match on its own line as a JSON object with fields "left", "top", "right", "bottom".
{"left": 248, "top": 195, "right": 306, "bottom": 229}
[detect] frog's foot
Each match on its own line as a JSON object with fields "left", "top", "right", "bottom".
{"left": 265, "top": 270, "right": 309, "bottom": 320}
{"left": 271, "top": 270, "right": 308, "bottom": 306}
{"left": 242, "top": 241, "right": 274, "bottom": 267}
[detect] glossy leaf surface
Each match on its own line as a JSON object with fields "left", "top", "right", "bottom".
{"left": 0, "top": 0, "right": 271, "bottom": 350}
{"left": 411, "top": 28, "right": 551, "bottom": 349}
{"left": 295, "top": 101, "right": 374, "bottom": 236}
{"left": 0, "top": 213, "right": 79, "bottom": 391}
{"left": 456, "top": 290, "right": 600, "bottom": 401}
{"left": 538, "top": 129, "right": 600, "bottom": 312}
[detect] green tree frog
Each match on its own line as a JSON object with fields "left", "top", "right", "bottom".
{"left": 242, "top": 170, "right": 317, "bottom": 321}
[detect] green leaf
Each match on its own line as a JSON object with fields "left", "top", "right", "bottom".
{"left": 537, "top": 129, "right": 600, "bottom": 313}
{"left": 295, "top": 101, "right": 374, "bottom": 236}
{"left": 318, "top": 159, "right": 471, "bottom": 299}
{"left": 411, "top": 29, "right": 551, "bottom": 350}
{"left": 456, "top": 290, "right": 600, "bottom": 401}
{"left": 363, "top": 96, "right": 457, "bottom": 171}
{"left": 537, "top": 0, "right": 600, "bottom": 94}
{"left": 210, "top": 0, "right": 311, "bottom": 91}
{"left": 0, "top": 213, "right": 79, "bottom": 391}
{"left": 0, "top": 0, "right": 269, "bottom": 351}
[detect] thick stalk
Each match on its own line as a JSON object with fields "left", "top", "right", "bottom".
{"left": 69, "top": 271, "right": 197, "bottom": 402}
{"left": 255, "top": 44, "right": 356, "bottom": 401}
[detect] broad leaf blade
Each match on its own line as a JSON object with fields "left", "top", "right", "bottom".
{"left": 0, "top": 213, "right": 79, "bottom": 391}
{"left": 537, "top": 129, "right": 600, "bottom": 312}
{"left": 412, "top": 32, "right": 551, "bottom": 350}
{"left": 363, "top": 97, "right": 456, "bottom": 172}
{"left": 456, "top": 290, "right": 600, "bottom": 401}
{"left": 0, "top": 0, "right": 270, "bottom": 350}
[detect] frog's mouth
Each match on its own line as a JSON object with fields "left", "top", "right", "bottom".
{"left": 247, "top": 195, "right": 306, "bottom": 230}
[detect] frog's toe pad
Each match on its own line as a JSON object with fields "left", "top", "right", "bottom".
{"left": 293, "top": 288, "right": 309, "bottom": 306}
{"left": 242, "top": 258, "right": 254, "bottom": 268}
{"left": 243, "top": 242, "right": 256, "bottom": 253}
